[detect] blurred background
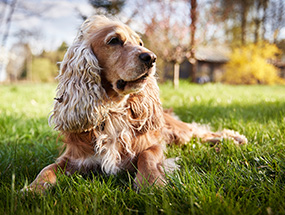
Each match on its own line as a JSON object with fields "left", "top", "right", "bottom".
{"left": 0, "top": 0, "right": 285, "bottom": 85}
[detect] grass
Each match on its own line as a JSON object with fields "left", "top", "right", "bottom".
{"left": 0, "top": 81, "right": 284, "bottom": 214}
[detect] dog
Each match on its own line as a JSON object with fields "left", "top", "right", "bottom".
{"left": 24, "top": 16, "right": 247, "bottom": 193}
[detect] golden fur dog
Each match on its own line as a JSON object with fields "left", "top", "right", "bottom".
{"left": 24, "top": 16, "right": 247, "bottom": 193}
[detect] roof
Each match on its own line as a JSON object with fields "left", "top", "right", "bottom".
{"left": 196, "top": 46, "right": 230, "bottom": 63}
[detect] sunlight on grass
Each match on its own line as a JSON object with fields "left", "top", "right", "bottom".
{"left": 0, "top": 82, "right": 284, "bottom": 214}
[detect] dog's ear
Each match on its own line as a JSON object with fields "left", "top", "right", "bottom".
{"left": 49, "top": 32, "right": 108, "bottom": 133}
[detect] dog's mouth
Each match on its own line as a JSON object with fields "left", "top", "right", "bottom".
{"left": 116, "top": 72, "right": 149, "bottom": 91}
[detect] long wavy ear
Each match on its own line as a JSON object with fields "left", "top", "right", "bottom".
{"left": 49, "top": 27, "right": 108, "bottom": 133}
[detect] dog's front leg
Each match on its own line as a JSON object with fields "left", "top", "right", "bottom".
{"left": 23, "top": 159, "right": 68, "bottom": 194}
{"left": 134, "top": 144, "right": 166, "bottom": 189}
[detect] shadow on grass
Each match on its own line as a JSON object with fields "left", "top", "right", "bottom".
{"left": 1, "top": 100, "right": 284, "bottom": 187}
{"left": 173, "top": 100, "right": 285, "bottom": 125}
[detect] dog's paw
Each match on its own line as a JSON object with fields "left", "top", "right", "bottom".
{"left": 221, "top": 129, "right": 248, "bottom": 144}
{"left": 20, "top": 182, "right": 51, "bottom": 195}
{"left": 161, "top": 157, "right": 180, "bottom": 173}
{"left": 133, "top": 169, "right": 166, "bottom": 191}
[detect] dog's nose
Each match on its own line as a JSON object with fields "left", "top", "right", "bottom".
{"left": 139, "top": 52, "right": 157, "bottom": 67}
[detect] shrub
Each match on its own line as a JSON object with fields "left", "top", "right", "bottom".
{"left": 223, "top": 42, "right": 282, "bottom": 84}
{"left": 31, "top": 57, "right": 58, "bottom": 82}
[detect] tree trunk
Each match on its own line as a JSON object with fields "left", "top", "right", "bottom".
{"left": 1, "top": 0, "right": 17, "bottom": 47}
{"left": 254, "top": 19, "right": 260, "bottom": 44}
{"left": 254, "top": 1, "right": 262, "bottom": 43}
{"left": 190, "top": 0, "right": 197, "bottom": 82}
{"left": 241, "top": 0, "right": 248, "bottom": 45}
{"left": 261, "top": 0, "right": 268, "bottom": 41}
{"left": 26, "top": 46, "right": 33, "bottom": 81}
{"left": 173, "top": 62, "right": 180, "bottom": 89}
{"left": 273, "top": 0, "right": 284, "bottom": 44}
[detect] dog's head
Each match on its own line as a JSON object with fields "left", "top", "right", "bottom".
{"left": 85, "top": 16, "right": 157, "bottom": 95}
{"left": 49, "top": 16, "right": 159, "bottom": 132}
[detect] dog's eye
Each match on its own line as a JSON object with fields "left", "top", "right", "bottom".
{"left": 139, "top": 41, "right": 143, "bottom": 46}
{"left": 107, "top": 37, "right": 121, "bottom": 45}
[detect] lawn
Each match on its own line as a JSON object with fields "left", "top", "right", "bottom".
{"left": 0, "top": 82, "right": 284, "bottom": 214}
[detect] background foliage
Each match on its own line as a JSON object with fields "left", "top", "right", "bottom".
{"left": 1, "top": 0, "right": 285, "bottom": 84}
{"left": 223, "top": 42, "right": 282, "bottom": 84}
{"left": 30, "top": 42, "right": 67, "bottom": 82}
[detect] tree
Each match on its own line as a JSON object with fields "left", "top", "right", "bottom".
{"left": 0, "top": 0, "right": 53, "bottom": 47}
{"left": 141, "top": 0, "right": 191, "bottom": 87}
{"left": 6, "top": 42, "right": 32, "bottom": 81}
{"left": 212, "top": 0, "right": 253, "bottom": 45}
{"left": 188, "top": 0, "right": 198, "bottom": 83}
{"left": 240, "top": 0, "right": 250, "bottom": 45}
{"left": 78, "top": 0, "right": 125, "bottom": 19}
{"left": 212, "top": 0, "right": 285, "bottom": 45}
{"left": 267, "top": 0, "right": 285, "bottom": 43}
{"left": 31, "top": 57, "right": 57, "bottom": 82}
{"left": 57, "top": 41, "right": 68, "bottom": 53}
{"left": 0, "top": 0, "right": 17, "bottom": 47}
{"left": 253, "top": 0, "right": 269, "bottom": 43}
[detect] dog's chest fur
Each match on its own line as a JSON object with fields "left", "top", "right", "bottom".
{"left": 68, "top": 96, "right": 163, "bottom": 175}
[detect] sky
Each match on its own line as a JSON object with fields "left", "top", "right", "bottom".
{"left": 1, "top": 0, "right": 95, "bottom": 53}
{"left": 1, "top": 0, "right": 149, "bottom": 54}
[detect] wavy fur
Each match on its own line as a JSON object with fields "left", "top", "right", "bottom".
{"left": 25, "top": 16, "right": 247, "bottom": 193}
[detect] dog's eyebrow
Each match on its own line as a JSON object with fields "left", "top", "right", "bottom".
{"left": 131, "top": 34, "right": 139, "bottom": 41}
{"left": 104, "top": 30, "right": 127, "bottom": 43}
{"left": 102, "top": 25, "right": 141, "bottom": 45}
{"left": 131, "top": 35, "right": 142, "bottom": 44}
{"left": 104, "top": 32, "right": 118, "bottom": 42}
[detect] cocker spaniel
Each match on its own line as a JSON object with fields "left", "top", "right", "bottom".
{"left": 25, "top": 16, "right": 247, "bottom": 193}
